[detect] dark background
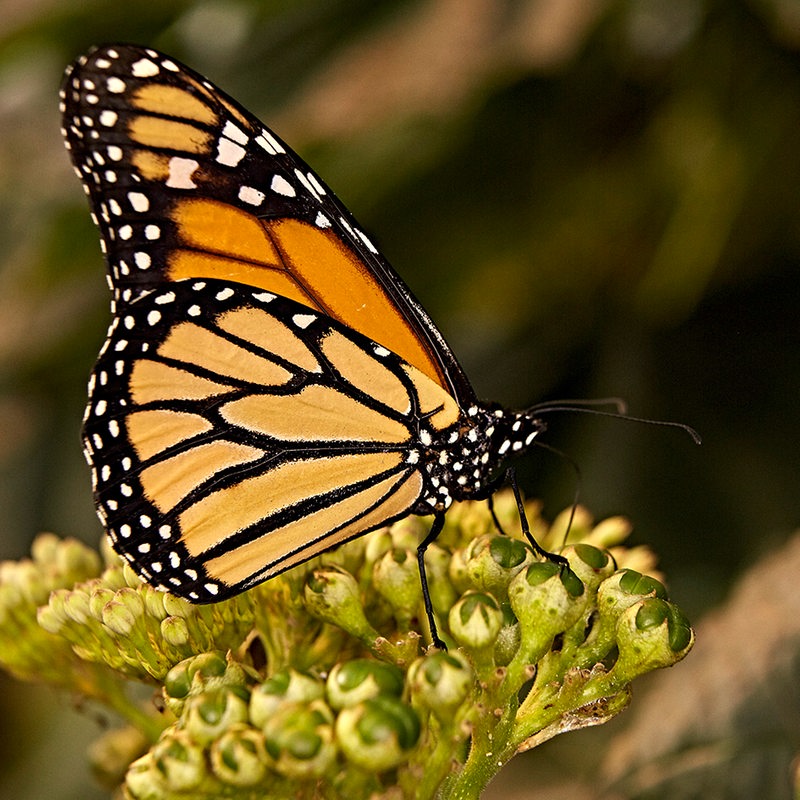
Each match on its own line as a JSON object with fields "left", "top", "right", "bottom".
{"left": 1, "top": 1, "right": 798, "bottom": 797}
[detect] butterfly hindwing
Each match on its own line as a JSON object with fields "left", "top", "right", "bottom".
{"left": 83, "top": 277, "right": 465, "bottom": 600}
{"left": 61, "top": 44, "right": 473, "bottom": 402}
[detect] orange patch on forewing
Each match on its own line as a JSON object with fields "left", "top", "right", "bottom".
{"left": 171, "top": 198, "right": 280, "bottom": 265}
{"left": 166, "top": 252, "right": 311, "bottom": 306}
{"left": 128, "top": 115, "right": 212, "bottom": 152}
{"left": 403, "top": 365, "right": 460, "bottom": 430}
{"left": 139, "top": 440, "right": 266, "bottom": 513}
{"left": 131, "top": 84, "right": 217, "bottom": 125}
{"left": 180, "top": 451, "right": 405, "bottom": 556}
{"left": 131, "top": 150, "right": 170, "bottom": 181}
{"left": 126, "top": 408, "right": 213, "bottom": 461}
{"left": 158, "top": 322, "right": 293, "bottom": 386}
{"left": 319, "top": 330, "right": 410, "bottom": 415}
{"left": 265, "top": 218, "right": 445, "bottom": 388}
{"left": 219, "top": 385, "right": 410, "bottom": 443}
{"left": 129, "top": 360, "right": 232, "bottom": 405}
{"left": 215, "top": 307, "right": 320, "bottom": 373}
{"left": 203, "top": 470, "right": 424, "bottom": 585}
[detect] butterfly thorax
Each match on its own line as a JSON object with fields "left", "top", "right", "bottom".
{"left": 411, "top": 403, "right": 545, "bottom": 513}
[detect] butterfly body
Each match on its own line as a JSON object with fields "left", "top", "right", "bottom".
{"left": 62, "top": 45, "right": 544, "bottom": 605}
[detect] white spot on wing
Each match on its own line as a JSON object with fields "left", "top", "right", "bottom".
{"left": 292, "top": 313, "right": 316, "bottom": 329}
{"left": 216, "top": 138, "right": 246, "bottom": 167}
{"left": 129, "top": 192, "right": 149, "bottom": 212}
{"left": 166, "top": 156, "right": 199, "bottom": 189}
{"left": 239, "top": 185, "right": 265, "bottom": 206}
{"left": 223, "top": 121, "right": 248, "bottom": 145}
{"left": 253, "top": 292, "right": 276, "bottom": 303}
{"left": 132, "top": 58, "right": 159, "bottom": 77}
{"left": 256, "top": 129, "right": 285, "bottom": 154}
{"left": 270, "top": 175, "right": 296, "bottom": 197}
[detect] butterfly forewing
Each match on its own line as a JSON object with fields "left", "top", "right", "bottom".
{"left": 61, "top": 44, "right": 473, "bottom": 401}
{"left": 83, "top": 277, "right": 463, "bottom": 600}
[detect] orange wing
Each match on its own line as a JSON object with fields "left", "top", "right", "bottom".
{"left": 61, "top": 44, "right": 474, "bottom": 405}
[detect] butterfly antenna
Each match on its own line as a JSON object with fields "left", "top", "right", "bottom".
{"left": 530, "top": 396, "right": 629, "bottom": 414}
{"left": 529, "top": 401, "right": 702, "bottom": 445}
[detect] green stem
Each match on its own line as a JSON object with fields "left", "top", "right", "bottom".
{"left": 412, "top": 718, "right": 462, "bottom": 800}
{"left": 441, "top": 706, "right": 515, "bottom": 800}
{"left": 95, "top": 674, "right": 169, "bottom": 742}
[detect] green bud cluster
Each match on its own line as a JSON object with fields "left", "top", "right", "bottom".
{"left": 123, "top": 653, "right": 422, "bottom": 798}
{"left": 37, "top": 561, "right": 257, "bottom": 682}
{"left": 0, "top": 533, "right": 102, "bottom": 684}
{"left": 0, "top": 494, "right": 694, "bottom": 800}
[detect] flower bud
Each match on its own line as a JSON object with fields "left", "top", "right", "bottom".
{"left": 160, "top": 616, "right": 190, "bottom": 647}
{"left": 326, "top": 659, "right": 404, "bottom": 709}
{"left": 262, "top": 700, "right": 336, "bottom": 778}
{"left": 88, "top": 586, "right": 115, "bottom": 620}
{"left": 141, "top": 585, "right": 168, "bottom": 620}
{"left": 336, "top": 696, "right": 420, "bottom": 771}
{"left": 408, "top": 651, "right": 473, "bottom": 716}
{"left": 164, "top": 652, "right": 228, "bottom": 701}
{"left": 493, "top": 603, "right": 521, "bottom": 666}
{"left": 37, "top": 590, "right": 69, "bottom": 633}
{"left": 389, "top": 516, "right": 428, "bottom": 551}
{"left": 372, "top": 548, "right": 422, "bottom": 625}
{"left": 183, "top": 687, "right": 249, "bottom": 745}
{"left": 161, "top": 592, "right": 193, "bottom": 618}
{"left": 363, "top": 529, "right": 394, "bottom": 565}
{"left": 448, "top": 547, "right": 473, "bottom": 595}
{"left": 101, "top": 599, "right": 137, "bottom": 636}
{"left": 304, "top": 567, "right": 378, "bottom": 642}
{"left": 34, "top": 603, "right": 62, "bottom": 634}
{"left": 151, "top": 729, "right": 207, "bottom": 792}
{"left": 250, "top": 669, "right": 325, "bottom": 728}
{"left": 29, "top": 533, "right": 61, "bottom": 566}
{"left": 507, "top": 562, "right": 586, "bottom": 664}
{"left": 595, "top": 569, "right": 667, "bottom": 631}
{"left": 56, "top": 536, "right": 103, "bottom": 581}
{"left": 585, "top": 516, "right": 632, "bottom": 548}
{"left": 463, "top": 534, "right": 531, "bottom": 597}
{"left": 209, "top": 723, "right": 269, "bottom": 787}
{"left": 606, "top": 598, "right": 694, "bottom": 685}
{"left": 448, "top": 591, "right": 503, "bottom": 649}
{"left": 124, "top": 754, "right": 165, "bottom": 800}
{"left": 564, "top": 544, "right": 615, "bottom": 594}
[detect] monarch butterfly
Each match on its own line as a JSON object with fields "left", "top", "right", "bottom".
{"left": 62, "top": 44, "right": 553, "bottom": 645}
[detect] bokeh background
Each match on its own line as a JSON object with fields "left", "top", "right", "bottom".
{"left": 1, "top": 0, "right": 799, "bottom": 797}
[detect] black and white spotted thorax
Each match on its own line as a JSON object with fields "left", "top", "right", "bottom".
{"left": 410, "top": 403, "right": 545, "bottom": 513}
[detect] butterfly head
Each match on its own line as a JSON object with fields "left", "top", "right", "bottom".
{"left": 411, "top": 403, "right": 545, "bottom": 513}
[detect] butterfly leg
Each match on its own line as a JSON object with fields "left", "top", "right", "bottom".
{"left": 506, "top": 467, "right": 570, "bottom": 567}
{"left": 417, "top": 511, "right": 447, "bottom": 650}
{"left": 487, "top": 492, "right": 509, "bottom": 536}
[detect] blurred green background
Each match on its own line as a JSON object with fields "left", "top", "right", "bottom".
{"left": 1, "top": 0, "right": 799, "bottom": 797}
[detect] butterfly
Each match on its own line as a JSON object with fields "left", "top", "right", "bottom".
{"left": 61, "top": 44, "right": 547, "bottom": 645}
